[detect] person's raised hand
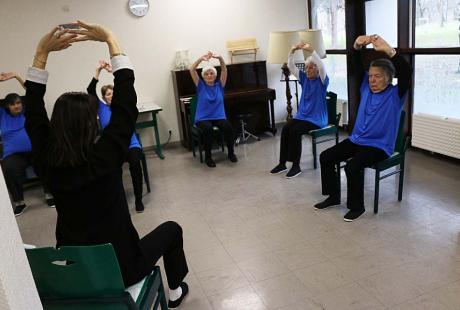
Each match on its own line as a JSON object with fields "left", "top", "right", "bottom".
{"left": 370, "top": 34, "right": 392, "bottom": 54}
{"left": 0, "top": 72, "right": 17, "bottom": 82}
{"left": 201, "top": 53, "right": 211, "bottom": 62}
{"left": 97, "top": 60, "right": 112, "bottom": 73}
{"left": 68, "top": 20, "right": 115, "bottom": 43}
{"left": 354, "top": 35, "right": 372, "bottom": 49}
{"left": 211, "top": 52, "right": 222, "bottom": 59}
{"left": 35, "top": 27, "right": 78, "bottom": 55}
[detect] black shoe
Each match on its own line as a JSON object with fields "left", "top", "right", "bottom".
{"left": 286, "top": 165, "right": 302, "bottom": 179}
{"left": 270, "top": 164, "right": 287, "bottom": 174}
{"left": 168, "top": 282, "right": 189, "bottom": 309}
{"left": 46, "top": 197, "right": 55, "bottom": 208}
{"left": 14, "top": 204, "right": 27, "bottom": 217}
{"left": 205, "top": 158, "right": 216, "bottom": 168}
{"left": 228, "top": 153, "right": 238, "bottom": 163}
{"left": 314, "top": 196, "right": 340, "bottom": 210}
{"left": 344, "top": 209, "right": 365, "bottom": 222}
{"left": 135, "top": 200, "right": 144, "bottom": 213}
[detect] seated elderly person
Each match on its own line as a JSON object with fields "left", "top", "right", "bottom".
{"left": 87, "top": 60, "right": 145, "bottom": 213}
{"left": 189, "top": 51, "right": 237, "bottom": 168}
{"left": 0, "top": 72, "right": 54, "bottom": 216}
{"left": 314, "top": 34, "right": 412, "bottom": 222}
{"left": 270, "top": 42, "right": 329, "bottom": 178}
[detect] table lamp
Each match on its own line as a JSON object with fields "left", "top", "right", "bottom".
{"left": 267, "top": 31, "right": 299, "bottom": 120}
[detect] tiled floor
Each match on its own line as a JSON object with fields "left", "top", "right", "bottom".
{"left": 16, "top": 132, "right": 460, "bottom": 309}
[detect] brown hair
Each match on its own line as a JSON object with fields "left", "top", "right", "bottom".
{"left": 100, "top": 84, "right": 113, "bottom": 99}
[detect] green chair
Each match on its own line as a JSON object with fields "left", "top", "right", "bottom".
{"left": 306, "top": 91, "right": 341, "bottom": 169}
{"left": 189, "top": 96, "right": 224, "bottom": 163}
{"left": 337, "top": 110, "right": 409, "bottom": 214}
{"left": 26, "top": 244, "right": 168, "bottom": 310}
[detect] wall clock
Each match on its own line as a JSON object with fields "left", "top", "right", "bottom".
{"left": 128, "top": 0, "right": 150, "bottom": 17}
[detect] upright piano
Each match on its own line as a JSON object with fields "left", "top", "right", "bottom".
{"left": 172, "top": 60, "right": 276, "bottom": 149}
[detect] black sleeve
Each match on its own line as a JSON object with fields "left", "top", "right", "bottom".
{"left": 89, "top": 68, "right": 138, "bottom": 170}
{"left": 351, "top": 48, "right": 365, "bottom": 78}
{"left": 391, "top": 53, "right": 412, "bottom": 98}
{"left": 87, "top": 77, "right": 100, "bottom": 101}
{"left": 24, "top": 80, "right": 50, "bottom": 177}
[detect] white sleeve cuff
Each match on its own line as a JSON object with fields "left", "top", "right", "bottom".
{"left": 26, "top": 67, "right": 49, "bottom": 84}
{"left": 111, "top": 55, "right": 134, "bottom": 73}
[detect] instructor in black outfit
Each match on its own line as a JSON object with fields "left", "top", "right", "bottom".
{"left": 24, "top": 21, "right": 188, "bottom": 308}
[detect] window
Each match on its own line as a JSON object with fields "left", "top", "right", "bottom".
{"left": 310, "top": 0, "right": 346, "bottom": 49}
{"left": 414, "top": 55, "right": 460, "bottom": 119}
{"left": 310, "top": 0, "right": 347, "bottom": 102}
{"left": 323, "top": 55, "right": 348, "bottom": 100}
{"left": 415, "top": 0, "right": 460, "bottom": 47}
{"left": 365, "top": 0, "right": 398, "bottom": 47}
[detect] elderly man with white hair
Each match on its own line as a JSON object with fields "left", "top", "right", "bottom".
{"left": 189, "top": 51, "right": 237, "bottom": 168}
{"left": 314, "top": 34, "right": 412, "bottom": 222}
{"left": 270, "top": 42, "right": 329, "bottom": 178}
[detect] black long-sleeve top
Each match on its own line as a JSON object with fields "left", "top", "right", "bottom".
{"left": 24, "top": 63, "right": 149, "bottom": 287}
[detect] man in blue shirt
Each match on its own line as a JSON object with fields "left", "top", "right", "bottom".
{"left": 315, "top": 34, "right": 412, "bottom": 222}
{"left": 270, "top": 42, "right": 329, "bottom": 178}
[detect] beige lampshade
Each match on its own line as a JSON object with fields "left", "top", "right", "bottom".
{"left": 267, "top": 31, "right": 299, "bottom": 64}
{"left": 298, "top": 29, "right": 326, "bottom": 59}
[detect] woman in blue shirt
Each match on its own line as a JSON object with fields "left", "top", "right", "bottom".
{"left": 189, "top": 51, "right": 237, "bottom": 168}
{"left": 315, "top": 34, "right": 412, "bottom": 222}
{"left": 270, "top": 42, "right": 329, "bottom": 178}
{"left": 87, "top": 61, "right": 145, "bottom": 213}
{"left": 0, "top": 72, "right": 54, "bottom": 216}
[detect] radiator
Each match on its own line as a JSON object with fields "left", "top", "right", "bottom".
{"left": 412, "top": 113, "right": 460, "bottom": 159}
{"left": 336, "top": 99, "right": 348, "bottom": 127}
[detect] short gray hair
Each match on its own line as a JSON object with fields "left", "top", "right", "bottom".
{"left": 201, "top": 65, "right": 217, "bottom": 78}
{"left": 369, "top": 58, "right": 395, "bottom": 82}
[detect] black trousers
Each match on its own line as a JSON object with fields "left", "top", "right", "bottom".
{"left": 319, "top": 138, "right": 388, "bottom": 211}
{"left": 126, "top": 147, "right": 143, "bottom": 202}
{"left": 279, "top": 119, "right": 319, "bottom": 165}
{"left": 139, "top": 221, "right": 188, "bottom": 289}
{"left": 195, "top": 119, "right": 234, "bottom": 158}
{"left": 1, "top": 152, "right": 50, "bottom": 204}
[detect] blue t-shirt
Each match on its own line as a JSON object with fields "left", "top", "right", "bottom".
{"left": 293, "top": 71, "right": 329, "bottom": 128}
{"left": 0, "top": 108, "right": 32, "bottom": 159}
{"left": 194, "top": 79, "right": 226, "bottom": 123}
{"left": 350, "top": 72, "right": 405, "bottom": 156}
{"left": 97, "top": 101, "right": 141, "bottom": 149}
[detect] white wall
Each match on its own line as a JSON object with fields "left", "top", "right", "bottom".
{"left": 0, "top": 170, "right": 42, "bottom": 309}
{"left": 0, "top": 0, "right": 308, "bottom": 147}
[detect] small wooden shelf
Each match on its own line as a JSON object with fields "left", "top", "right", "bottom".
{"left": 226, "top": 38, "right": 259, "bottom": 64}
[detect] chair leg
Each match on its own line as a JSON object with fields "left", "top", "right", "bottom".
{"left": 335, "top": 131, "right": 339, "bottom": 144}
{"left": 312, "top": 138, "right": 317, "bottom": 169}
{"left": 158, "top": 275, "right": 168, "bottom": 310}
{"left": 398, "top": 160, "right": 405, "bottom": 201}
{"left": 374, "top": 170, "right": 380, "bottom": 214}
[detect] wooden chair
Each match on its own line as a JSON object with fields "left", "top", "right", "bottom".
{"left": 306, "top": 91, "right": 341, "bottom": 169}
{"left": 26, "top": 243, "right": 167, "bottom": 310}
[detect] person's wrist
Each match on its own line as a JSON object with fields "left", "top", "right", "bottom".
{"left": 387, "top": 48, "right": 396, "bottom": 57}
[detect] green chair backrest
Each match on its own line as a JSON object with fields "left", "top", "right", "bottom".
{"left": 326, "top": 91, "right": 338, "bottom": 125}
{"left": 189, "top": 96, "right": 198, "bottom": 125}
{"left": 26, "top": 244, "right": 126, "bottom": 300}
{"left": 394, "top": 110, "right": 406, "bottom": 153}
